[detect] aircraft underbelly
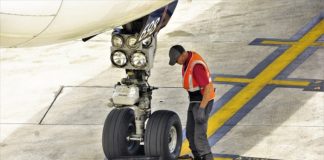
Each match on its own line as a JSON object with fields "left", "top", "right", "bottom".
{"left": 0, "top": 0, "right": 173, "bottom": 48}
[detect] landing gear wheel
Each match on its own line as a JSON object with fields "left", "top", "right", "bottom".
{"left": 144, "top": 110, "right": 182, "bottom": 160}
{"left": 102, "top": 108, "right": 140, "bottom": 159}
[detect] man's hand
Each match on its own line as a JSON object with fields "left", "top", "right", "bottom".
{"left": 197, "top": 107, "right": 206, "bottom": 123}
{"left": 199, "top": 82, "right": 214, "bottom": 108}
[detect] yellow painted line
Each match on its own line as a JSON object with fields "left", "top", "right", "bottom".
{"left": 262, "top": 40, "right": 296, "bottom": 45}
{"left": 181, "top": 20, "right": 324, "bottom": 155}
{"left": 312, "top": 42, "right": 324, "bottom": 47}
{"left": 214, "top": 77, "right": 253, "bottom": 83}
{"left": 270, "top": 79, "right": 310, "bottom": 87}
{"left": 262, "top": 40, "right": 324, "bottom": 47}
{"left": 214, "top": 77, "right": 310, "bottom": 87}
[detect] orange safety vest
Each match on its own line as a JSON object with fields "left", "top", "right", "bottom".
{"left": 182, "top": 51, "right": 215, "bottom": 101}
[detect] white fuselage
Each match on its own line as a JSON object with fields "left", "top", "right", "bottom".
{"left": 0, "top": 0, "right": 173, "bottom": 48}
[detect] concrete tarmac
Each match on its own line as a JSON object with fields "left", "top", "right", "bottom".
{"left": 1, "top": 0, "right": 323, "bottom": 160}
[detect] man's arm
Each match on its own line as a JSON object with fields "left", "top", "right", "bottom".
{"left": 199, "top": 82, "right": 214, "bottom": 108}
{"left": 192, "top": 64, "right": 215, "bottom": 108}
{"left": 193, "top": 64, "right": 215, "bottom": 123}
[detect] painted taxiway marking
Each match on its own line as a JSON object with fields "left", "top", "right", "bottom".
{"left": 180, "top": 17, "right": 324, "bottom": 155}
{"left": 215, "top": 76, "right": 311, "bottom": 87}
{"left": 215, "top": 76, "right": 323, "bottom": 91}
{"left": 261, "top": 40, "right": 324, "bottom": 47}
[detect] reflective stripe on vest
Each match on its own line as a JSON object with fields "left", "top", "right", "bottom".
{"left": 186, "top": 60, "right": 211, "bottom": 92}
{"left": 182, "top": 52, "right": 215, "bottom": 100}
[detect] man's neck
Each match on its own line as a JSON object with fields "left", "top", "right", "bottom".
{"left": 183, "top": 51, "right": 192, "bottom": 68}
{"left": 183, "top": 51, "right": 189, "bottom": 62}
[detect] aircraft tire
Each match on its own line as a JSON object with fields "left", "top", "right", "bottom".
{"left": 102, "top": 108, "right": 140, "bottom": 159}
{"left": 144, "top": 110, "right": 182, "bottom": 160}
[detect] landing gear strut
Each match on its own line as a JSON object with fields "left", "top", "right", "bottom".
{"left": 102, "top": 1, "right": 180, "bottom": 159}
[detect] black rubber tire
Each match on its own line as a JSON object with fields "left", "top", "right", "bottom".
{"left": 102, "top": 108, "right": 140, "bottom": 159}
{"left": 144, "top": 110, "right": 182, "bottom": 160}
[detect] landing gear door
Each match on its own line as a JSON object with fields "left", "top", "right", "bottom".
{"left": 137, "top": 0, "right": 178, "bottom": 42}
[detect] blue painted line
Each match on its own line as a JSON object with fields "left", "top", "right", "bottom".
{"left": 246, "top": 46, "right": 290, "bottom": 78}
{"left": 270, "top": 84, "right": 306, "bottom": 89}
{"left": 319, "top": 34, "right": 324, "bottom": 41}
{"left": 182, "top": 86, "right": 244, "bottom": 141}
{"left": 250, "top": 38, "right": 300, "bottom": 47}
{"left": 206, "top": 13, "right": 324, "bottom": 148}
{"left": 291, "top": 13, "right": 323, "bottom": 41}
{"left": 209, "top": 86, "right": 244, "bottom": 116}
{"left": 212, "top": 74, "right": 249, "bottom": 79}
{"left": 249, "top": 38, "right": 265, "bottom": 45}
{"left": 208, "top": 85, "right": 276, "bottom": 146}
{"left": 212, "top": 153, "right": 239, "bottom": 159}
{"left": 213, "top": 82, "right": 246, "bottom": 87}
{"left": 276, "top": 47, "right": 319, "bottom": 80}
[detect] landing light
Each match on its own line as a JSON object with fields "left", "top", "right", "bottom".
{"left": 131, "top": 52, "right": 147, "bottom": 68}
{"left": 126, "top": 36, "right": 139, "bottom": 49}
{"left": 111, "top": 51, "right": 127, "bottom": 67}
{"left": 112, "top": 35, "right": 124, "bottom": 48}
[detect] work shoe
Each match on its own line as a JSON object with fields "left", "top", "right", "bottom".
{"left": 193, "top": 157, "right": 202, "bottom": 160}
{"left": 201, "top": 153, "right": 213, "bottom": 160}
{"left": 178, "top": 154, "right": 193, "bottom": 160}
{"left": 192, "top": 151, "right": 202, "bottom": 160}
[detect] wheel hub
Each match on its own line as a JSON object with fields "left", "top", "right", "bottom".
{"left": 168, "top": 126, "right": 177, "bottom": 153}
{"left": 127, "top": 123, "right": 136, "bottom": 150}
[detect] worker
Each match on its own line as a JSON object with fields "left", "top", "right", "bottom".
{"left": 169, "top": 45, "right": 215, "bottom": 160}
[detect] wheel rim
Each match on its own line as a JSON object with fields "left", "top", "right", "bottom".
{"left": 127, "top": 123, "right": 136, "bottom": 151}
{"left": 168, "top": 126, "right": 177, "bottom": 153}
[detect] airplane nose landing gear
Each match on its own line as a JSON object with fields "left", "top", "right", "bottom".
{"left": 102, "top": 2, "right": 180, "bottom": 159}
